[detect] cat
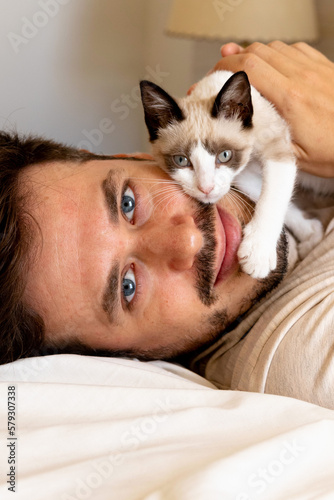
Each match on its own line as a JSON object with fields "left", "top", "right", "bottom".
{"left": 140, "top": 70, "right": 332, "bottom": 279}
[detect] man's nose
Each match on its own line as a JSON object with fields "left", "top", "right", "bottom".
{"left": 137, "top": 215, "right": 203, "bottom": 271}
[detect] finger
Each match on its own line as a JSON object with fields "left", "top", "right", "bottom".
{"left": 113, "top": 153, "right": 154, "bottom": 160}
{"left": 211, "top": 53, "right": 288, "bottom": 111}
{"left": 268, "top": 41, "right": 332, "bottom": 71}
{"left": 132, "top": 153, "right": 154, "bottom": 159}
{"left": 212, "top": 54, "right": 247, "bottom": 73}
{"left": 267, "top": 40, "right": 316, "bottom": 65}
{"left": 220, "top": 42, "right": 244, "bottom": 57}
{"left": 242, "top": 42, "right": 305, "bottom": 77}
{"left": 297, "top": 159, "right": 334, "bottom": 178}
{"left": 293, "top": 139, "right": 334, "bottom": 178}
{"left": 291, "top": 42, "right": 333, "bottom": 66}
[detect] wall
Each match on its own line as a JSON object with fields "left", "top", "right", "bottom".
{"left": 0, "top": 0, "right": 148, "bottom": 153}
{"left": 314, "top": 0, "right": 334, "bottom": 59}
{"left": 0, "top": 0, "right": 195, "bottom": 154}
{"left": 0, "top": 0, "right": 334, "bottom": 154}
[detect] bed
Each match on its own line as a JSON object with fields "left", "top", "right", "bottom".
{"left": 1, "top": 353, "right": 334, "bottom": 499}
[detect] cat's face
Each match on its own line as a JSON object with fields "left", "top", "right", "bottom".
{"left": 140, "top": 72, "right": 254, "bottom": 204}
{"left": 152, "top": 134, "right": 253, "bottom": 204}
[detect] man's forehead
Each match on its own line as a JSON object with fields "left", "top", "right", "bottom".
{"left": 22, "top": 155, "right": 156, "bottom": 179}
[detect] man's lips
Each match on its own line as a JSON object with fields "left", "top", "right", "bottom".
{"left": 214, "top": 206, "right": 242, "bottom": 286}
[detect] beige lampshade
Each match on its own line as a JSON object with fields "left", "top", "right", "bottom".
{"left": 167, "top": 0, "right": 319, "bottom": 43}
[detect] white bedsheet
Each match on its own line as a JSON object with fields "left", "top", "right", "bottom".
{"left": 0, "top": 354, "right": 334, "bottom": 499}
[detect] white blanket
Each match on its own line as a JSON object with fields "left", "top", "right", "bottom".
{"left": 0, "top": 354, "right": 334, "bottom": 499}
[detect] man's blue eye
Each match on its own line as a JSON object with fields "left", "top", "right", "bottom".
{"left": 122, "top": 267, "right": 136, "bottom": 303}
{"left": 121, "top": 186, "right": 135, "bottom": 221}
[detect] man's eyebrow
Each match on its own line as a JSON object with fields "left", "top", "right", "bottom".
{"left": 102, "top": 263, "right": 120, "bottom": 325}
{"left": 102, "top": 169, "right": 120, "bottom": 224}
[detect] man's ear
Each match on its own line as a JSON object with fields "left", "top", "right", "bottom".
{"left": 140, "top": 80, "right": 184, "bottom": 142}
{"left": 211, "top": 71, "right": 253, "bottom": 128}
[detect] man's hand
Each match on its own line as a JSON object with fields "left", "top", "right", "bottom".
{"left": 212, "top": 41, "right": 334, "bottom": 178}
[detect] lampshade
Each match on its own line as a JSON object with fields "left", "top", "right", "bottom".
{"left": 167, "top": 0, "right": 319, "bottom": 43}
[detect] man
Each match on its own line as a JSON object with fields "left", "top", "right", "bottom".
{"left": 0, "top": 131, "right": 286, "bottom": 365}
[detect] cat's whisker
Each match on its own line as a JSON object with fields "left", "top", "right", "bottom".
{"left": 151, "top": 188, "right": 183, "bottom": 213}
{"left": 150, "top": 186, "right": 182, "bottom": 205}
{"left": 145, "top": 183, "right": 179, "bottom": 196}
{"left": 228, "top": 190, "right": 253, "bottom": 219}
{"left": 150, "top": 185, "right": 177, "bottom": 196}
{"left": 158, "top": 191, "right": 184, "bottom": 213}
{"left": 222, "top": 192, "right": 240, "bottom": 215}
{"left": 223, "top": 190, "right": 248, "bottom": 218}
{"left": 153, "top": 197, "right": 177, "bottom": 216}
{"left": 228, "top": 190, "right": 250, "bottom": 212}
{"left": 152, "top": 193, "right": 174, "bottom": 211}
{"left": 128, "top": 176, "right": 180, "bottom": 187}
{"left": 163, "top": 188, "right": 188, "bottom": 209}
{"left": 126, "top": 176, "right": 185, "bottom": 207}
{"left": 233, "top": 197, "right": 253, "bottom": 218}
{"left": 230, "top": 184, "right": 251, "bottom": 199}
{"left": 231, "top": 185, "right": 254, "bottom": 203}
{"left": 230, "top": 187, "right": 254, "bottom": 212}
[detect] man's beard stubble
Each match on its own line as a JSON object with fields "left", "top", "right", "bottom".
{"left": 205, "top": 227, "right": 289, "bottom": 343}
{"left": 193, "top": 198, "right": 288, "bottom": 314}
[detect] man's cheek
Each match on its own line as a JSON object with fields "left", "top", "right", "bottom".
{"left": 154, "top": 288, "right": 200, "bottom": 324}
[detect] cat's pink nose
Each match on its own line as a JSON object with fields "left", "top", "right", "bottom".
{"left": 198, "top": 185, "right": 214, "bottom": 195}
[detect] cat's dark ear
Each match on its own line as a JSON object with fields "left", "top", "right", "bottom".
{"left": 140, "top": 80, "right": 184, "bottom": 142}
{"left": 211, "top": 71, "right": 253, "bottom": 128}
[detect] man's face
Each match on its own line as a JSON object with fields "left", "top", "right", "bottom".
{"left": 22, "top": 158, "right": 286, "bottom": 359}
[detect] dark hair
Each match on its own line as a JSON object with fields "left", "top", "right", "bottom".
{"left": 0, "top": 130, "right": 156, "bottom": 365}
{"left": 0, "top": 131, "right": 114, "bottom": 365}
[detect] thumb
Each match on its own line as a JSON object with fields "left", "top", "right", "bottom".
{"left": 220, "top": 42, "right": 244, "bottom": 57}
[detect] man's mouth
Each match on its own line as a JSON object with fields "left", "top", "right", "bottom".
{"left": 214, "top": 205, "right": 242, "bottom": 286}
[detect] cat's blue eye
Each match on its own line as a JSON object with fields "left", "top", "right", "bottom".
{"left": 217, "top": 150, "right": 232, "bottom": 163}
{"left": 121, "top": 186, "right": 135, "bottom": 221}
{"left": 122, "top": 266, "right": 136, "bottom": 303}
{"left": 173, "top": 155, "right": 191, "bottom": 168}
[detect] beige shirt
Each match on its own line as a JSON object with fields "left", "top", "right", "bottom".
{"left": 190, "top": 205, "right": 334, "bottom": 409}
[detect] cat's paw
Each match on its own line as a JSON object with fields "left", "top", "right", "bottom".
{"left": 297, "top": 218, "right": 324, "bottom": 259}
{"left": 238, "top": 226, "right": 277, "bottom": 279}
